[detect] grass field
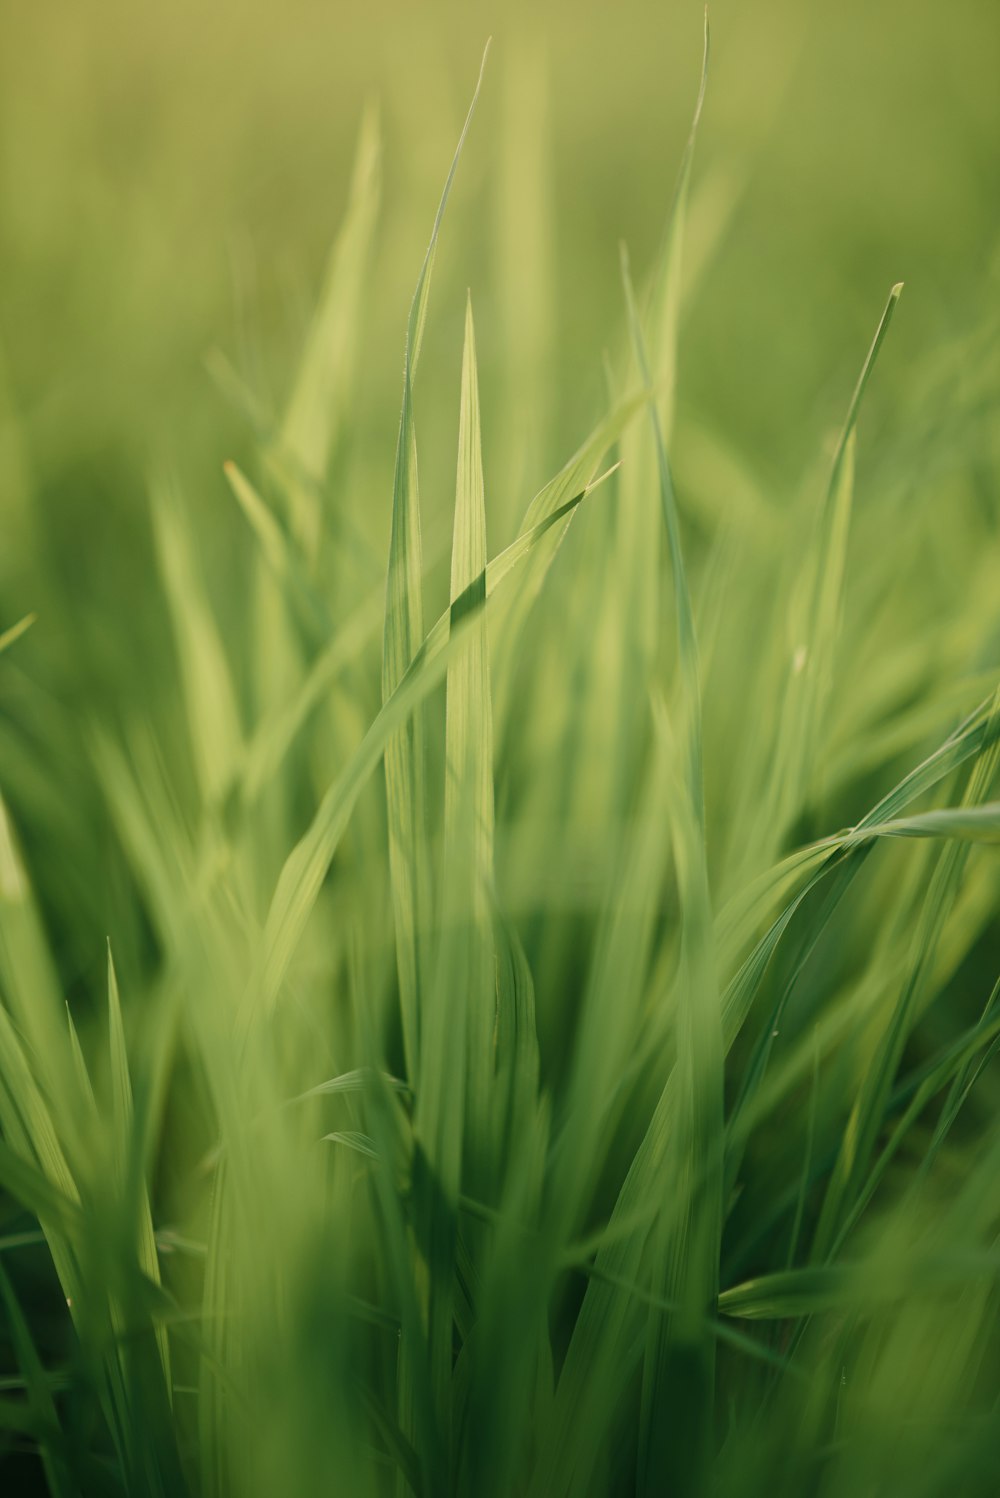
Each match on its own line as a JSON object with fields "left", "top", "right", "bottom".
{"left": 1, "top": 2, "right": 999, "bottom": 1493}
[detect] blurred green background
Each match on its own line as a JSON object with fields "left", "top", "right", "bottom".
{"left": 1, "top": 0, "right": 998, "bottom": 978}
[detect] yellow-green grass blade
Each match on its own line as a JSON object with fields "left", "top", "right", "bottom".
{"left": 491, "top": 388, "right": 643, "bottom": 739}
{"left": 382, "top": 42, "right": 490, "bottom": 1083}
{"left": 150, "top": 478, "right": 243, "bottom": 808}
{"left": 444, "top": 296, "right": 493, "bottom": 896}
{"left": 276, "top": 101, "right": 381, "bottom": 561}
{"left": 0, "top": 793, "right": 78, "bottom": 1146}
{"left": 441, "top": 294, "right": 495, "bottom": 1178}
{"left": 0, "top": 612, "right": 36, "bottom": 655}
{"left": 410, "top": 295, "right": 495, "bottom": 1460}
{"left": 0, "top": 999, "right": 82, "bottom": 1341}
{"left": 610, "top": 13, "right": 708, "bottom": 711}
{"left": 645, "top": 8, "right": 710, "bottom": 442}
{"left": 754, "top": 284, "right": 903, "bottom": 863}
{"left": 494, "top": 37, "right": 556, "bottom": 536}
{"left": 621, "top": 248, "right": 704, "bottom": 824}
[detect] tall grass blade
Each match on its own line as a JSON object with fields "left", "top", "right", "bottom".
{"left": 382, "top": 42, "right": 491, "bottom": 1084}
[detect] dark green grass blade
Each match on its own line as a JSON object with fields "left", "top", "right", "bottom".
{"left": 0, "top": 1261, "right": 76, "bottom": 1497}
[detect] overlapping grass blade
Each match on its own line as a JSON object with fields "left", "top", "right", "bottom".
{"left": 812, "top": 690, "right": 1000, "bottom": 1260}
{"left": 252, "top": 474, "right": 612, "bottom": 1021}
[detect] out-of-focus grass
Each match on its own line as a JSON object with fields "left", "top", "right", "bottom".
{"left": 1, "top": 2, "right": 999, "bottom": 1494}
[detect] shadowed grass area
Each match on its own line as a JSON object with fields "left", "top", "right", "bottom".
{"left": 1, "top": 4, "right": 999, "bottom": 1494}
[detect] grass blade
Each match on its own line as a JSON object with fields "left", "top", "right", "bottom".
{"left": 107, "top": 944, "right": 171, "bottom": 1391}
{"left": 382, "top": 42, "right": 491, "bottom": 1083}
{"left": 276, "top": 101, "right": 382, "bottom": 560}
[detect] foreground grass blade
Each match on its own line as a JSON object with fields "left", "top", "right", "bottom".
{"left": 412, "top": 294, "right": 495, "bottom": 1464}
{"left": 382, "top": 42, "right": 491, "bottom": 1083}
{"left": 443, "top": 294, "right": 496, "bottom": 1178}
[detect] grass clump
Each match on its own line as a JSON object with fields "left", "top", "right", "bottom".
{"left": 1, "top": 19, "right": 1000, "bottom": 1498}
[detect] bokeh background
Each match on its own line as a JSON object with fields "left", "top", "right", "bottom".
{"left": 1, "top": 0, "right": 998, "bottom": 982}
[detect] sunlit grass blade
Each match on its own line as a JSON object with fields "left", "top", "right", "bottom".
{"left": 441, "top": 293, "right": 495, "bottom": 1175}
{"left": 276, "top": 101, "right": 381, "bottom": 561}
{"left": 610, "top": 12, "right": 709, "bottom": 715}
{"left": 0, "top": 793, "right": 77, "bottom": 1142}
{"left": 645, "top": 7, "right": 710, "bottom": 440}
{"left": 621, "top": 246, "right": 704, "bottom": 820}
{"left": 491, "top": 389, "right": 642, "bottom": 735}
{"left": 382, "top": 42, "right": 491, "bottom": 1084}
{"left": 751, "top": 283, "right": 903, "bottom": 865}
{"left": 411, "top": 293, "right": 495, "bottom": 1464}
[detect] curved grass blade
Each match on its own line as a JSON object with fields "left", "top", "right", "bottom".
{"left": 812, "top": 689, "right": 1000, "bottom": 1260}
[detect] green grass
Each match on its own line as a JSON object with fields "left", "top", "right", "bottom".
{"left": 1, "top": 7, "right": 1000, "bottom": 1495}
